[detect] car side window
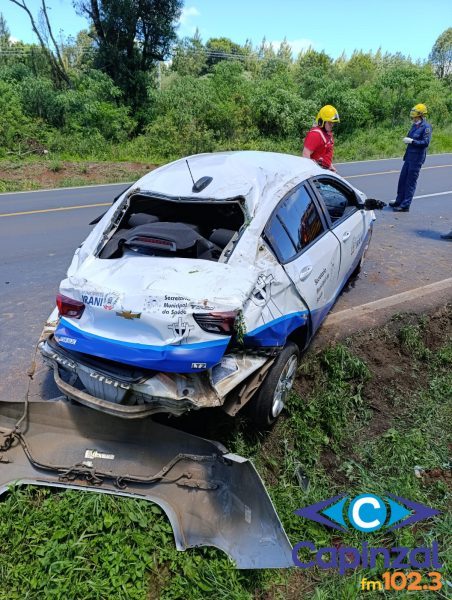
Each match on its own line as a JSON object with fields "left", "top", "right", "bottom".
{"left": 265, "top": 185, "right": 325, "bottom": 263}
{"left": 265, "top": 216, "right": 296, "bottom": 263}
{"left": 314, "top": 179, "right": 357, "bottom": 222}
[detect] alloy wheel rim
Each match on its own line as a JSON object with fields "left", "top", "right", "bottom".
{"left": 271, "top": 355, "right": 298, "bottom": 418}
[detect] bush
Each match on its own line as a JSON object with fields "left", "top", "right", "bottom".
{"left": 19, "top": 76, "right": 65, "bottom": 126}
{"left": 251, "top": 80, "right": 316, "bottom": 138}
{"left": 1, "top": 35, "right": 451, "bottom": 163}
{"left": 0, "top": 80, "right": 44, "bottom": 155}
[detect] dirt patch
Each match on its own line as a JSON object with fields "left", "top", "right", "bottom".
{"left": 0, "top": 160, "right": 155, "bottom": 192}
{"left": 258, "top": 571, "right": 317, "bottom": 600}
{"left": 341, "top": 305, "right": 451, "bottom": 439}
{"left": 418, "top": 467, "right": 452, "bottom": 487}
{"left": 421, "top": 304, "right": 452, "bottom": 351}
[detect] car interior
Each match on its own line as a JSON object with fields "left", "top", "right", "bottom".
{"left": 98, "top": 194, "right": 246, "bottom": 261}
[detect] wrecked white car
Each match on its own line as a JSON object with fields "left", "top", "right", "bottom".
{"left": 40, "top": 151, "right": 382, "bottom": 426}
{"left": 1, "top": 151, "right": 385, "bottom": 569}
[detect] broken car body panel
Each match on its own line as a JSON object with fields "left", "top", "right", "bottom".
{"left": 42, "top": 151, "right": 375, "bottom": 416}
{"left": 0, "top": 401, "right": 293, "bottom": 568}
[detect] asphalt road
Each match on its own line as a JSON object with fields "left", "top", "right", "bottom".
{"left": 1, "top": 154, "right": 451, "bottom": 402}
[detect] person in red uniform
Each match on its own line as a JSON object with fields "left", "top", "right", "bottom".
{"left": 302, "top": 105, "right": 340, "bottom": 172}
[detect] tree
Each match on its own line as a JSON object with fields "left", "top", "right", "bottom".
{"left": 171, "top": 29, "right": 207, "bottom": 77}
{"left": 74, "top": 0, "right": 183, "bottom": 110}
{"left": 294, "top": 49, "right": 333, "bottom": 98}
{"left": 429, "top": 28, "right": 452, "bottom": 79}
{"left": 205, "top": 37, "right": 244, "bottom": 69}
{"left": 257, "top": 37, "right": 275, "bottom": 61}
{"left": 342, "top": 51, "right": 377, "bottom": 87}
{"left": 8, "top": 1, "right": 70, "bottom": 87}
{"left": 61, "top": 30, "right": 96, "bottom": 71}
{"left": 276, "top": 38, "right": 293, "bottom": 64}
{"left": 0, "top": 13, "right": 10, "bottom": 45}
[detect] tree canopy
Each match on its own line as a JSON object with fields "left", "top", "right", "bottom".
{"left": 429, "top": 27, "right": 452, "bottom": 80}
{"left": 73, "top": 0, "right": 183, "bottom": 110}
{"left": 0, "top": 15, "right": 450, "bottom": 163}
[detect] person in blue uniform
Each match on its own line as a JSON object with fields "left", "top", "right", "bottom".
{"left": 390, "top": 104, "right": 432, "bottom": 212}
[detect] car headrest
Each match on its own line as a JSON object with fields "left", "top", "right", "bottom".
{"left": 209, "top": 228, "right": 236, "bottom": 249}
{"left": 128, "top": 213, "right": 159, "bottom": 228}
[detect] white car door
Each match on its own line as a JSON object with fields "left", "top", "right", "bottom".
{"left": 264, "top": 183, "right": 341, "bottom": 334}
{"left": 311, "top": 177, "right": 368, "bottom": 288}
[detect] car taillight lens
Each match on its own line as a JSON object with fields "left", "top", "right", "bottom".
{"left": 57, "top": 293, "right": 85, "bottom": 319}
{"left": 193, "top": 311, "right": 237, "bottom": 335}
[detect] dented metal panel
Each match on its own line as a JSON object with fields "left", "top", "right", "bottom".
{"left": 0, "top": 401, "right": 293, "bottom": 569}
{"left": 41, "top": 340, "right": 275, "bottom": 416}
{"left": 40, "top": 151, "right": 375, "bottom": 418}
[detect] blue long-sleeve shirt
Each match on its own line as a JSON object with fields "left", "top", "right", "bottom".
{"left": 403, "top": 119, "right": 432, "bottom": 165}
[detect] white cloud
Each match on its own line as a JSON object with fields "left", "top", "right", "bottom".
{"left": 179, "top": 6, "right": 200, "bottom": 26}
{"left": 178, "top": 6, "right": 200, "bottom": 36}
{"left": 10, "top": 36, "right": 20, "bottom": 45}
{"left": 272, "top": 38, "right": 315, "bottom": 57}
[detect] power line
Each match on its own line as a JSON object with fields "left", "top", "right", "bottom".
{"left": 0, "top": 46, "right": 294, "bottom": 62}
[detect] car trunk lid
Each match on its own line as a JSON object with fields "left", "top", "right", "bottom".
{"left": 55, "top": 255, "right": 258, "bottom": 372}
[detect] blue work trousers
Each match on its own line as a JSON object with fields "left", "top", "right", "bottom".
{"left": 395, "top": 161, "right": 421, "bottom": 209}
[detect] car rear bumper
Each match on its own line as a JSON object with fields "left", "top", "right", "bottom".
{"left": 40, "top": 336, "right": 272, "bottom": 418}
{"left": 0, "top": 400, "right": 293, "bottom": 568}
{"left": 55, "top": 318, "right": 231, "bottom": 373}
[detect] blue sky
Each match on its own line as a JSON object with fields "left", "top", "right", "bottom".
{"left": 2, "top": 0, "right": 450, "bottom": 60}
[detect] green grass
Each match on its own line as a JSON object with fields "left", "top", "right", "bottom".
{"left": 0, "top": 311, "right": 450, "bottom": 599}
{"left": 334, "top": 124, "right": 452, "bottom": 162}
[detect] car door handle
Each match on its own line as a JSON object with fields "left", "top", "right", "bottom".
{"left": 342, "top": 231, "right": 351, "bottom": 242}
{"left": 299, "top": 265, "right": 313, "bottom": 281}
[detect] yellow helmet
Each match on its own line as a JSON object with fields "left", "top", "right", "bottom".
{"left": 317, "top": 105, "right": 340, "bottom": 125}
{"left": 410, "top": 103, "right": 428, "bottom": 118}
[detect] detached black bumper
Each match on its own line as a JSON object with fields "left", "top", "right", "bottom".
{"left": 0, "top": 400, "right": 293, "bottom": 569}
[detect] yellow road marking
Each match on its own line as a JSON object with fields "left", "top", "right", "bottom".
{"left": 345, "top": 164, "right": 452, "bottom": 178}
{"left": 0, "top": 202, "right": 110, "bottom": 218}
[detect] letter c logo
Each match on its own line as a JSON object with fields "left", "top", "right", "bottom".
{"left": 292, "top": 541, "right": 316, "bottom": 568}
{"left": 348, "top": 494, "right": 387, "bottom": 532}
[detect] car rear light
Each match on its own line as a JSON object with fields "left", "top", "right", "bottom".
{"left": 193, "top": 311, "right": 237, "bottom": 335}
{"left": 127, "top": 236, "right": 176, "bottom": 251}
{"left": 57, "top": 293, "right": 85, "bottom": 319}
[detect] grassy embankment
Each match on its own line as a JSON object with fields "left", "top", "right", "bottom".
{"left": 1, "top": 125, "right": 451, "bottom": 193}
{"left": 0, "top": 307, "right": 450, "bottom": 599}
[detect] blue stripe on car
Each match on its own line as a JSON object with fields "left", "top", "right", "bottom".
{"left": 55, "top": 319, "right": 230, "bottom": 373}
{"left": 244, "top": 311, "right": 308, "bottom": 346}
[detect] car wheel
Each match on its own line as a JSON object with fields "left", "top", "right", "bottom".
{"left": 349, "top": 253, "right": 365, "bottom": 280}
{"left": 246, "top": 342, "right": 300, "bottom": 428}
{"left": 349, "top": 230, "right": 372, "bottom": 282}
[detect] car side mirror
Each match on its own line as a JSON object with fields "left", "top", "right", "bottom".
{"left": 364, "top": 198, "right": 386, "bottom": 210}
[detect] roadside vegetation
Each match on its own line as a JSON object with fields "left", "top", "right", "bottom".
{"left": 0, "top": 306, "right": 450, "bottom": 599}
{"left": 0, "top": 8, "right": 451, "bottom": 191}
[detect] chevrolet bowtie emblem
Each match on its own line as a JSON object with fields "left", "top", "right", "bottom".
{"left": 116, "top": 310, "right": 141, "bottom": 320}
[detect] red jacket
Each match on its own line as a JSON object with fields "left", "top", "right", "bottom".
{"left": 303, "top": 126, "right": 334, "bottom": 168}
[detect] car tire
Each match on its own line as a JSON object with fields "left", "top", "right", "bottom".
{"left": 246, "top": 342, "right": 300, "bottom": 428}
{"left": 349, "top": 230, "right": 372, "bottom": 283}
{"left": 349, "top": 253, "right": 365, "bottom": 281}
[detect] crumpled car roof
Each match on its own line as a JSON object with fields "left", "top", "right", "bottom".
{"left": 131, "top": 151, "right": 324, "bottom": 217}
